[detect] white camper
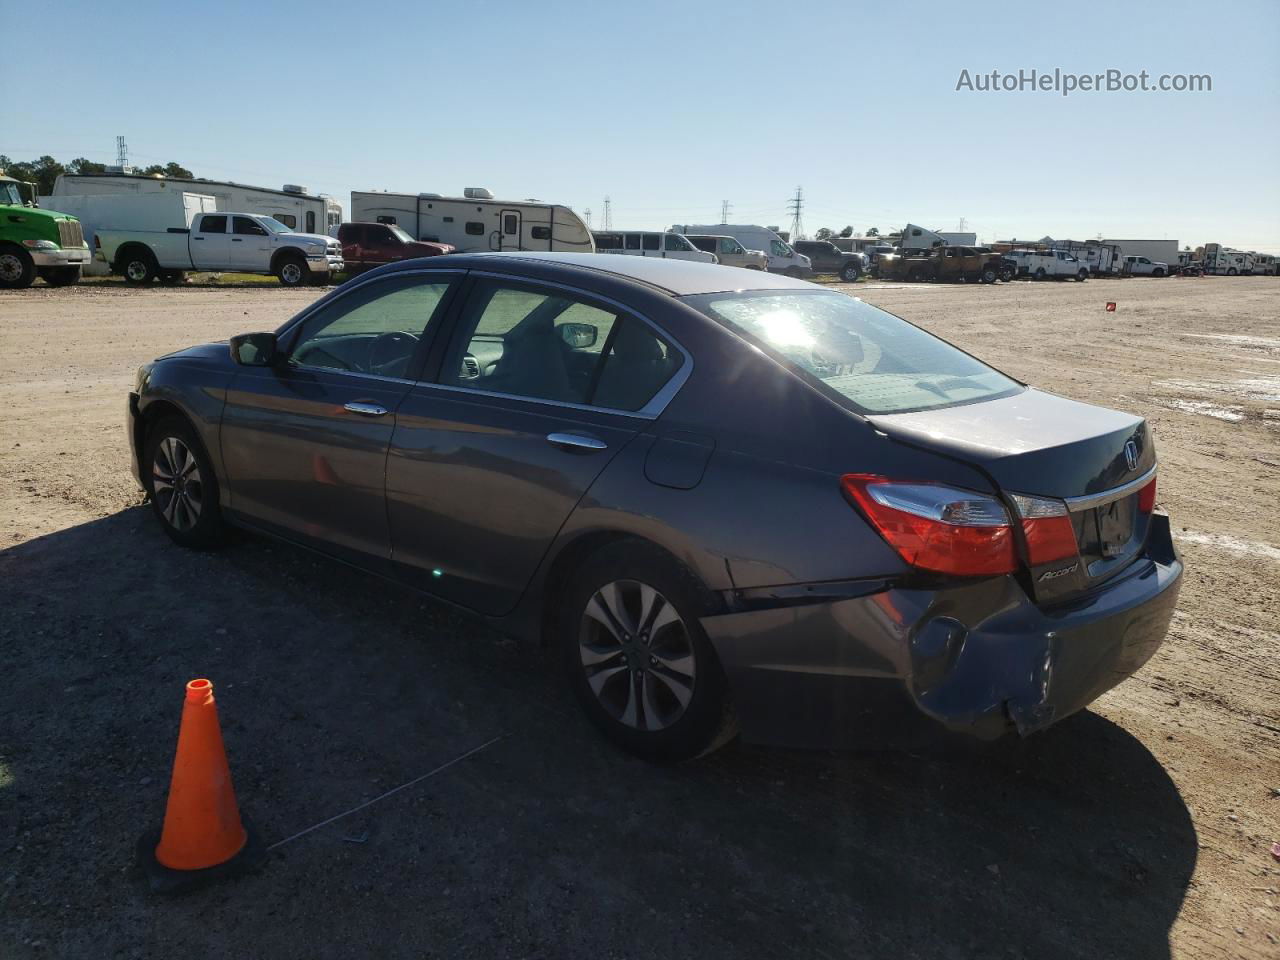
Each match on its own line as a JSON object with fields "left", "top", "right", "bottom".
{"left": 349, "top": 188, "right": 592, "bottom": 253}
{"left": 51, "top": 173, "right": 342, "bottom": 236}
{"left": 1202, "top": 244, "right": 1254, "bottom": 275}
{"left": 34, "top": 191, "right": 218, "bottom": 276}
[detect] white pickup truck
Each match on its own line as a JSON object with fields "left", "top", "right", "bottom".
{"left": 1006, "top": 249, "right": 1090, "bottom": 281}
{"left": 99, "top": 210, "right": 343, "bottom": 286}
{"left": 1121, "top": 255, "right": 1169, "bottom": 277}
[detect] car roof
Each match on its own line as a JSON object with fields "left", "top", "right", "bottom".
{"left": 427, "top": 252, "right": 817, "bottom": 296}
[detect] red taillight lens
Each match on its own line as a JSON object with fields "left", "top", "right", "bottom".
{"left": 1009, "top": 493, "right": 1078, "bottom": 565}
{"left": 840, "top": 474, "right": 1017, "bottom": 576}
{"left": 1138, "top": 475, "right": 1156, "bottom": 512}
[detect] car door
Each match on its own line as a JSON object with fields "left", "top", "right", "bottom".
{"left": 189, "top": 213, "right": 230, "bottom": 269}
{"left": 231, "top": 216, "right": 272, "bottom": 270}
{"left": 386, "top": 274, "right": 689, "bottom": 615}
{"left": 219, "top": 270, "right": 462, "bottom": 568}
{"left": 338, "top": 224, "right": 363, "bottom": 269}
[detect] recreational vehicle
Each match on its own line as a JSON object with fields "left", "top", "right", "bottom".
{"left": 51, "top": 173, "right": 342, "bottom": 235}
{"left": 1202, "top": 244, "right": 1254, "bottom": 275}
{"left": 591, "top": 231, "right": 717, "bottom": 263}
{"left": 349, "top": 188, "right": 593, "bottom": 254}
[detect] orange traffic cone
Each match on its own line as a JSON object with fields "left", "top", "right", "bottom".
{"left": 138, "top": 678, "right": 265, "bottom": 893}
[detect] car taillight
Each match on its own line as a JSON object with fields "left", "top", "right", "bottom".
{"left": 840, "top": 474, "right": 1016, "bottom": 576}
{"left": 1008, "top": 493, "right": 1078, "bottom": 565}
{"left": 1137, "top": 475, "right": 1156, "bottom": 512}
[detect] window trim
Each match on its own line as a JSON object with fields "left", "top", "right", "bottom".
{"left": 421, "top": 270, "right": 693, "bottom": 420}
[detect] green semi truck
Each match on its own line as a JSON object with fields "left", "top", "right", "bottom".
{"left": 0, "top": 172, "right": 92, "bottom": 288}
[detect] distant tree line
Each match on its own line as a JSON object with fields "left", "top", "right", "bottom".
{"left": 0, "top": 154, "right": 194, "bottom": 196}
{"left": 812, "top": 226, "right": 880, "bottom": 241}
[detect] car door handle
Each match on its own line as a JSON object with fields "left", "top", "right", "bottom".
{"left": 547, "top": 432, "right": 607, "bottom": 451}
{"left": 344, "top": 401, "right": 388, "bottom": 416}
{"left": 231, "top": 238, "right": 243, "bottom": 242}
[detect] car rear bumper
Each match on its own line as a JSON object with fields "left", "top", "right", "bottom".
{"left": 700, "top": 513, "right": 1182, "bottom": 748}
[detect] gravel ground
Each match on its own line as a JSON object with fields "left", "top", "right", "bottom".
{"left": 1, "top": 276, "right": 1277, "bottom": 959}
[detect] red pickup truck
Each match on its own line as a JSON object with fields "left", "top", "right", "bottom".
{"left": 336, "top": 222, "right": 454, "bottom": 273}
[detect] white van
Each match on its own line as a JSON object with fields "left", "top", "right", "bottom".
{"left": 592, "top": 231, "right": 717, "bottom": 263}
{"left": 672, "top": 224, "right": 812, "bottom": 276}
{"left": 684, "top": 235, "right": 768, "bottom": 270}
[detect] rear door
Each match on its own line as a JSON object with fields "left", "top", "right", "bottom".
{"left": 220, "top": 271, "right": 461, "bottom": 567}
{"left": 386, "top": 274, "right": 689, "bottom": 614}
{"left": 189, "top": 214, "right": 230, "bottom": 269}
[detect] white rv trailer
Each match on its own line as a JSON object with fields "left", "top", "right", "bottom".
{"left": 349, "top": 188, "right": 593, "bottom": 254}
{"left": 33, "top": 191, "right": 218, "bottom": 276}
{"left": 51, "top": 173, "right": 342, "bottom": 236}
{"left": 1201, "top": 244, "right": 1255, "bottom": 275}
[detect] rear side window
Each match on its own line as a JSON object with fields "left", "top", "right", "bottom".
{"left": 199, "top": 215, "right": 226, "bottom": 234}
{"left": 682, "top": 290, "right": 1020, "bottom": 415}
{"left": 625, "top": 234, "right": 641, "bottom": 250}
{"left": 643, "top": 234, "right": 660, "bottom": 251}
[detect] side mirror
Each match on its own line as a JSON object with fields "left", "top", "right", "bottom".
{"left": 559, "top": 322, "right": 597, "bottom": 349}
{"left": 230, "top": 332, "right": 279, "bottom": 366}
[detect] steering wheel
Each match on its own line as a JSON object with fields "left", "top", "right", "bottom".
{"left": 369, "top": 331, "right": 419, "bottom": 376}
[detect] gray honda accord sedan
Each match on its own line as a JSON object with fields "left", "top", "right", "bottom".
{"left": 128, "top": 253, "right": 1182, "bottom": 760}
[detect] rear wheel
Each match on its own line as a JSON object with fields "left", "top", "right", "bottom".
{"left": 120, "top": 249, "right": 157, "bottom": 285}
{"left": 0, "top": 246, "right": 36, "bottom": 289}
{"left": 1152, "top": 267, "right": 1166, "bottom": 277}
{"left": 276, "top": 253, "right": 308, "bottom": 287}
{"left": 839, "top": 262, "right": 861, "bottom": 282}
{"left": 38, "top": 266, "right": 81, "bottom": 287}
{"left": 560, "top": 541, "right": 736, "bottom": 762}
{"left": 142, "top": 415, "right": 224, "bottom": 549}
{"left": 1076, "top": 269, "right": 1088, "bottom": 282}
{"left": 1034, "top": 267, "right": 1047, "bottom": 280}
{"left": 980, "top": 267, "right": 997, "bottom": 284}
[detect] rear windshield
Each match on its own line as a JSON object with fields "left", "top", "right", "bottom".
{"left": 682, "top": 290, "right": 1021, "bottom": 414}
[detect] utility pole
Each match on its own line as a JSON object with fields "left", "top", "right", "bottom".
{"left": 720, "top": 200, "right": 732, "bottom": 224}
{"left": 786, "top": 186, "right": 804, "bottom": 241}
{"left": 603, "top": 196, "right": 612, "bottom": 231}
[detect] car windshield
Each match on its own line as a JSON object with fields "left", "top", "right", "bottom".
{"left": 260, "top": 217, "right": 293, "bottom": 234}
{"left": 683, "top": 290, "right": 1022, "bottom": 414}
{"left": 389, "top": 224, "right": 414, "bottom": 243}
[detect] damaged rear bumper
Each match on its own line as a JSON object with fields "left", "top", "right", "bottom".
{"left": 700, "top": 514, "right": 1182, "bottom": 749}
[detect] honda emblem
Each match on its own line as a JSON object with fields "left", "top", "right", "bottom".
{"left": 1124, "top": 440, "right": 1139, "bottom": 471}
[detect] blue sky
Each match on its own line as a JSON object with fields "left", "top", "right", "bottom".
{"left": 4, "top": 0, "right": 1278, "bottom": 249}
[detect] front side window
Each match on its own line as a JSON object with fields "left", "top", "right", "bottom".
{"left": 770, "top": 239, "right": 791, "bottom": 257}
{"left": 719, "top": 238, "right": 743, "bottom": 255}
{"left": 441, "top": 281, "right": 682, "bottom": 411}
{"left": 199, "top": 215, "right": 226, "bottom": 234}
{"left": 288, "top": 275, "right": 453, "bottom": 379}
{"left": 682, "top": 290, "right": 1020, "bottom": 415}
{"left": 233, "top": 216, "right": 269, "bottom": 236}
{"left": 664, "top": 234, "right": 690, "bottom": 251}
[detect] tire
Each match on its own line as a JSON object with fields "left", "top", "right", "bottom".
{"left": 1001, "top": 267, "right": 1015, "bottom": 282}
{"left": 1153, "top": 268, "right": 1166, "bottom": 278}
{"left": 908, "top": 266, "right": 928, "bottom": 283}
{"left": 159, "top": 269, "right": 187, "bottom": 285}
{"left": 142, "top": 415, "right": 224, "bottom": 549}
{"left": 0, "top": 245, "right": 36, "bottom": 290}
{"left": 560, "top": 540, "right": 737, "bottom": 762}
{"left": 1034, "top": 267, "right": 1047, "bottom": 280}
{"left": 119, "top": 248, "right": 157, "bottom": 285}
{"left": 1076, "top": 269, "right": 1088, "bottom": 282}
{"left": 1227, "top": 268, "right": 1237, "bottom": 276}
{"left": 276, "top": 253, "right": 309, "bottom": 287}
{"left": 839, "top": 262, "right": 861, "bottom": 282}
{"left": 980, "top": 267, "right": 997, "bottom": 284}
{"left": 38, "top": 266, "right": 82, "bottom": 287}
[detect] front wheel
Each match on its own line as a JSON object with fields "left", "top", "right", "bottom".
{"left": 276, "top": 254, "right": 309, "bottom": 287}
{"left": 1001, "top": 267, "right": 1016, "bottom": 282}
{"left": 1034, "top": 267, "right": 1047, "bottom": 280}
{"left": 0, "top": 246, "right": 36, "bottom": 289}
{"left": 39, "top": 266, "right": 82, "bottom": 287}
{"left": 1227, "top": 268, "right": 1237, "bottom": 276}
{"left": 981, "top": 267, "right": 997, "bottom": 284}
{"left": 142, "top": 416, "right": 225, "bottom": 549}
{"left": 561, "top": 541, "right": 736, "bottom": 762}
{"left": 1152, "top": 268, "right": 1166, "bottom": 277}
{"left": 1076, "top": 269, "right": 1088, "bottom": 282}
{"left": 839, "top": 263, "right": 861, "bottom": 282}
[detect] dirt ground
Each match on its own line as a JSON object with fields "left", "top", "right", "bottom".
{"left": 1, "top": 275, "right": 1277, "bottom": 959}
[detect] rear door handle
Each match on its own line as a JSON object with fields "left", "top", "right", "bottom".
{"left": 344, "top": 401, "right": 388, "bottom": 417}
{"left": 231, "top": 238, "right": 243, "bottom": 242}
{"left": 547, "top": 432, "right": 607, "bottom": 451}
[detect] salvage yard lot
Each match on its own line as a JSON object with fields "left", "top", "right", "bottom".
{"left": 1, "top": 277, "right": 1277, "bottom": 959}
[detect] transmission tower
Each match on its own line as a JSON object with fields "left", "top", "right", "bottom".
{"left": 787, "top": 186, "right": 804, "bottom": 240}
{"left": 603, "top": 196, "right": 612, "bottom": 231}
{"left": 720, "top": 200, "right": 732, "bottom": 224}
{"left": 957, "top": 217, "right": 967, "bottom": 232}
{"left": 116, "top": 135, "right": 129, "bottom": 169}
{"left": 583, "top": 208, "right": 592, "bottom": 230}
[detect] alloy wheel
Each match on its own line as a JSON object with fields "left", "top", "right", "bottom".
{"left": 0, "top": 254, "right": 22, "bottom": 282}
{"left": 281, "top": 262, "right": 303, "bottom": 284}
{"left": 151, "top": 436, "right": 203, "bottom": 532}
{"left": 126, "top": 260, "right": 150, "bottom": 282}
{"left": 579, "top": 579, "right": 696, "bottom": 732}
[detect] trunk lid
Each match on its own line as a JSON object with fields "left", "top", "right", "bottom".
{"left": 867, "top": 388, "right": 1156, "bottom": 603}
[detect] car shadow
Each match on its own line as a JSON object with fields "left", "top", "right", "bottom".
{"left": 0, "top": 507, "right": 1195, "bottom": 960}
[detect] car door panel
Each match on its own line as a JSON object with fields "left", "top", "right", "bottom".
{"left": 386, "top": 389, "right": 642, "bottom": 613}
{"left": 189, "top": 214, "right": 230, "bottom": 269}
